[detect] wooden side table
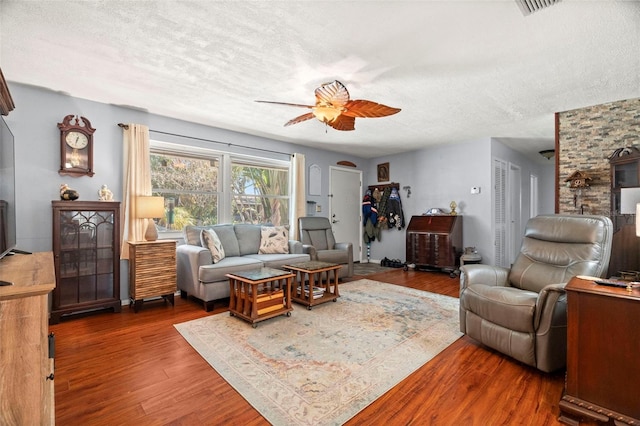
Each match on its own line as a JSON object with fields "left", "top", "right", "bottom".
{"left": 227, "top": 268, "right": 294, "bottom": 327}
{"left": 283, "top": 261, "right": 341, "bottom": 310}
{"left": 559, "top": 276, "right": 640, "bottom": 425}
{"left": 128, "top": 240, "right": 177, "bottom": 312}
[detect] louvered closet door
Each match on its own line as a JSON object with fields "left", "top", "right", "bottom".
{"left": 493, "top": 158, "right": 508, "bottom": 268}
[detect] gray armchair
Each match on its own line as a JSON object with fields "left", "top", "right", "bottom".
{"left": 459, "top": 214, "right": 613, "bottom": 373}
{"left": 298, "top": 216, "right": 353, "bottom": 278}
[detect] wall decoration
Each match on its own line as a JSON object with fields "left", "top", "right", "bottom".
{"left": 377, "top": 162, "right": 389, "bottom": 182}
{"left": 58, "top": 114, "right": 95, "bottom": 177}
{"left": 309, "top": 164, "right": 321, "bottom": 195}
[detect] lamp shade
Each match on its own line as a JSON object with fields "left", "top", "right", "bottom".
{"left": 136, "top": 196, "right": 165, "bottom": 219}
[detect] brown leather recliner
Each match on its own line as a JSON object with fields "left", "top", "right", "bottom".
{"left": 459, "top": 214, "right": 613, "bottom": 373}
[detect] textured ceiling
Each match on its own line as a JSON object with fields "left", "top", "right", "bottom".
{"left": 1, "top": 1, "right": 639, "bottom": 161}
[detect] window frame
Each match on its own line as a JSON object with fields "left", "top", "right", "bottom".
{"left": 150, "top": 140, "right": 291, "bottom": 238}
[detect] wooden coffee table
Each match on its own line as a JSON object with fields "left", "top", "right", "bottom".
{"left": 226, "top": 267, "right": 295, "bottom": 327}
{"left": 283, "top": 261, "right": 342, "bottom": 309}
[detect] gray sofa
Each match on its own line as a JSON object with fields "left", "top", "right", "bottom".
{"left": 177, "top": 223, "right": 310, "bottom": 311}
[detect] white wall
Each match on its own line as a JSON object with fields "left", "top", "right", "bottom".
{"left": 366, "top": 139, "right": 493, "bottom": 265}
{"left": 365, "top": 138, "right": 555, "bottom": 267}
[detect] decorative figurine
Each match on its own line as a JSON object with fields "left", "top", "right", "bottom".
{"left": 449, "top": 201, "right": 457, "bottom": 215}
{"left": 98, "top": 184, "right": 113, "bottom": 201}
{"left": 60, "top": 183, "right": 79, "bottom": 200}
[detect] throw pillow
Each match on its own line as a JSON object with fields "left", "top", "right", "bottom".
{"left": 201, "top": 228, "right": 226, "bottom": 263}
{"left": 259, "top": 226, "right": 289, "bottom": 254}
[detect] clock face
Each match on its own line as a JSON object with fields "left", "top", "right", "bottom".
{"left": 65, "top": 131, "right": 89, "bottom": 149}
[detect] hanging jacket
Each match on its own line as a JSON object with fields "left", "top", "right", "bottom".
{"left": 361, "top": 190, "right": 378, "bottom": 226}
{"left": 362, "top": 190, "right": 380, "bottom": 242}
{"left": 386, "top": 188, "right": 405, "bottom": 230}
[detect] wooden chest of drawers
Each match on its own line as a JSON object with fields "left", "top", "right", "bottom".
{"left": 128, "top": 240, "right": 176, "bottom": 312}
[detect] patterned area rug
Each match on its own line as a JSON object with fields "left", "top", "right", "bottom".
{"left": 174, "top": 279, "right": 462, "bottom": 425}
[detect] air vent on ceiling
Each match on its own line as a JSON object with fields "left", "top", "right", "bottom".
{"left": 515, "top": 0, "right": 561, "bottom": 16}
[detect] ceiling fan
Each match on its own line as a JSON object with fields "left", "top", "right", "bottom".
{"left": 256, "top": 80, "right": 401, "bottom": 131}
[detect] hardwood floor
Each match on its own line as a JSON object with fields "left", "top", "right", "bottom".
{"left": 50, "top": 270, "right": 570, "bottom": 425}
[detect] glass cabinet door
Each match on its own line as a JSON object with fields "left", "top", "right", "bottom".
{"left": 51, "top": 201, "right": 120, "bottom": 323}
{"left": 613, "top": 162, "right": 639, "bottom": 188}
{"left": 57, "top": 209, "right": 115, "bottom": 306}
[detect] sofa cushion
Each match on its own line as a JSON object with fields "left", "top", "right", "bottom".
{"left": 198, "top": 256, "right": 262, "bottom": 283}
{"left": 200, "top": 228, "right": 225, "bottom": 263}
{"left": 210, "top": 224, "right": 240, "bottom": 257}
{"left": 234, "top": 224, "right": 262, "bottom": 255}
{"left": 184, "top": 225, "right": 205, "bottom": 246}
{"left": 184, "top": 224, "right": 240, "bottom": 258}
{"left": 259, "top": 226, "right": 290, "bottom": 254}
{"left": 244, "top": 253, "right": 310, "bottom": 268}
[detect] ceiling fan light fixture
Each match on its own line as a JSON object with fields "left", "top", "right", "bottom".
{"left": 539, "top": 149, "right": 555, "bottom": 160}
{"left": 256, "top": 80, "right": 400, "bottom": 131}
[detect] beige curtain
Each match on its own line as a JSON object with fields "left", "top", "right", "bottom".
{"left": 120, "top": 124, "right": 152, "bottom": 259}
{"left": 291, "top": 153, "right": 306, "bottom": 240}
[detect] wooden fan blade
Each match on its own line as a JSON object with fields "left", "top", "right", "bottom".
{"left": 315, "top": 80, "right": 350, "bottom": 108}
{"left": 284, "top": 112, "right": 316, "bottom": 127}
{"left": 328, "top": 114, "right": 356, "bottom": 131}
{"left": 342, "top": 100, "right": 401, "bottom": 118}
{"left": 255, "top": 100, "right": 313, "bottom": 109}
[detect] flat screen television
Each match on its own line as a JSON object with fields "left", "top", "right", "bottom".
{"left": 0, "top": 115, "right": 16, "bottom": 260}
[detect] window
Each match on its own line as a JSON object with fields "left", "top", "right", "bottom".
{"left": 150, "top": 143, "right": 290, "bottom": 234}
{"left": 151, "top": 152, "right": 220, "bottom": 230}
{"left": 231, "top": 161, "right": 289, "bottom": 225}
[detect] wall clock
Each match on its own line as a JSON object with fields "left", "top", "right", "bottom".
{"left": 58, "top": 114, "right": 95, "bottom": 177}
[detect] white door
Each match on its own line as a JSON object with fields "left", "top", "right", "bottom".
{"left": 329, "top": 167, "right": 362, "bottom": 262}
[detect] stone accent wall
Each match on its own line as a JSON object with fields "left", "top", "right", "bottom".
{"left": 558, "top": 98, "right": 640, "bottom": 215}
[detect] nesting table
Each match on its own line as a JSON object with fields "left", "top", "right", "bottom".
{"left": 283, "top": 261, "right": 341, "bottom": 309}
{"left": 226, "top": 267, "right": 294, "bottom": 327}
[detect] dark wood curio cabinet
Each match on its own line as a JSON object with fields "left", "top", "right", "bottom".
{"left": 51, "top": 201, "right": 121, "bottom": 324}
{"left": 608, "top": 147, "right": 640, "bottom": 276}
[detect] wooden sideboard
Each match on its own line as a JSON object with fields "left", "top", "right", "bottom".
{"left": 559, "top": 276, "right": 640, "bottom": 425}
{"left": 405, "top": 215, "right": 463, "bottom": 276}
{"left": 127, "top": 240, "right": 177, "bottom": 312}
{"left": 0, "top": 252, "right": 56, "bottom": 425}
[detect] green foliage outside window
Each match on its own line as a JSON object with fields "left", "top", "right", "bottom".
{"left": 151, "top": 154, "right": 219, "bottom": 230}
{"left": 232, "top": 164, "right": 289, "bottom": 226}
{"left": 150, "top": 151, "right": 290, "bottom": 231}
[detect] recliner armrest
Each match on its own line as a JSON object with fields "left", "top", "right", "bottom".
{"left": 534, "top": 283, "right": 566, "bottom": 330}
{"left": 334, "top": 242, "right": 354, "bottom": 277}
{"left": 460, "top": 264, "right": 509, "bottom": 291}
{"left": 334, "top": 242, "right": 352, "bottom": 253}
{"left": 302, "top": 244, "right": 317, "bottom": 260}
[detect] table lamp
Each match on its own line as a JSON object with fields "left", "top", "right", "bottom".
{"left": 137, "top": 196, "right": 165, "bottom": 241}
